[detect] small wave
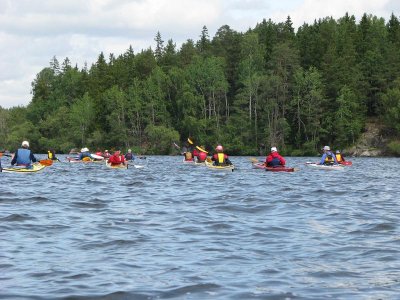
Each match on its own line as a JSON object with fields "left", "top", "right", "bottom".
{"left": 0, "top": 213, "right": 35, "bottom": 222}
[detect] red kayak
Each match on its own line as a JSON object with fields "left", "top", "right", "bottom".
{"left": 339, "top": 161, "right": 352, "bottom": 166}
{"left": 265, "top": 166, "right": 295, "bottom": 172}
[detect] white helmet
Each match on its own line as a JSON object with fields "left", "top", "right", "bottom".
{"left": 81, "top": 147, "right": 89, "bottom": 152}
{"left": 271, "top": 147, "right": 277, "bottom": 152}
{"left": 323, "top": 146, "right": 330, "bottom": 151}
{"left": 21, "top": 141, "right": 29, "bottom": 147}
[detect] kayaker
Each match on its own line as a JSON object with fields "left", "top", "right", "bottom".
{"left": 125, "top": 149, "right": 135, "bottom": 161}
{"left": 265, "top": 147, "right": 286, "bottom": 167}
{"left": 319, "top": 146, "right": 338, "bottom": 165}
{"left": 182, "top": 142, "right": 194, "bottom": 161}
{"left": 78, "top": 147, "right": 93, "bottom": 161}
{"left": 47, "top": 149, "right": 58, "bottom": 161}
{"left": 103, "top": 150, "right": 111, "bottom": 159}
{"left": 108, "top": 150, "right": 126, "bottom": 166}
{"left": 196, "top": 145, "right": 208, "bottom": 163}
{"left": 335, "top": 150, "right": 346, "bottom": 163}
{"left": 211, "top": 145, "right": 232, "bottom": 166}
{"left": 11, "top": 141, "right": 38, "bottom": 166}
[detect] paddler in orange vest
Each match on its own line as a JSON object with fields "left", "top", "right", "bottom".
{"left": 335, "top": 150, "right": 346, "bottom": 163}
{"left": 211, "top": 145, "right": 232, "bottom": 166}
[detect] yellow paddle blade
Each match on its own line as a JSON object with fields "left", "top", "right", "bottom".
{"left": 249, "top": 157, "right": 260, "bottom": 163}
{"left": 206, "top": 157, "right": 212, "bottom": 163}
{"left": 187, "top": 138, "right": 193, "bottom": 145}
{"left": 196, "top": 146, "right": 208, "bottom": 154}
{"left": 39, "top": 159, "right": 53, "bottom": 166}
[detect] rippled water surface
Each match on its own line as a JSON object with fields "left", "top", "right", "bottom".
{"left": 1, "top": 156, "right": 399, "bottom": 299}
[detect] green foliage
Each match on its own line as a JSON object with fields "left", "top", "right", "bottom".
{"left": 144, "top": 125, "right": 180, "bottom": 154}
{"left": 387, "top": 140, "right": 400, "bottom": 156}
{"left": 3, "top": 13, "right": 400, "bottom": 155}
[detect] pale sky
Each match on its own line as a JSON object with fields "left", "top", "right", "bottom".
{"left": 0, "top": 0, "right": 398, "bottom": 108}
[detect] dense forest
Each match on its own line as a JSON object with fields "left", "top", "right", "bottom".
{"left": 1, "top": 13, "right": 400, "bottom": 155}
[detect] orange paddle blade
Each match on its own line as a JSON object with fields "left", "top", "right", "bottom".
{"left": 39, "top": 159, "right": 53, "bottom": 166}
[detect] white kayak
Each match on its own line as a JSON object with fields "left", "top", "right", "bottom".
{"left": 305, "top": 162, "right": 345, "bottom": 171}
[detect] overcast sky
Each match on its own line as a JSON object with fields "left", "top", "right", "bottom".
{"left": 0, "top": 0, "right": 398, "bottom": 108}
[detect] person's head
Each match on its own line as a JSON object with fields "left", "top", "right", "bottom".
{"left": 199, "top": 146, "right": 206, "bottom": 153}
{"left": 271, "top": 146, "right": 277, "bottom": 153}
{"left": 105, "top": 150, "right": 109, "bottom": 153}
{"left": 322, "top": 146, "right": 330, "bottom": 152}
{"left": 128, "top": 149, "right": 132, "bottom": 153}
{"left": 336, "top": 150, "right": 341, "bottom": 154}
{"left": 215, "top": 145, "right": 223, "bottom": 152}
{"left": 81, "top": 147, "right": 89, "bottom": 152}
{"left": 114, "top": 150, "right": 121, "bottom": 156}
{"left": 21, "top": 141, "right": 29, "bottom": 148}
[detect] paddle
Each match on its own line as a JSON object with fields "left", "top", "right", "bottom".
{"left": 249, "top": 157, "right": 262, "bottom": 164}
{"left": 39, "top": 159, "right": 53, "bottom": 166}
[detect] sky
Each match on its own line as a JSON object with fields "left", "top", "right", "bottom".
{"left": 0, "top": 0, "right": 398, "bottom": 108}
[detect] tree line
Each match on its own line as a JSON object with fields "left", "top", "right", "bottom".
{"left": 1, "top": 13, "right": 400, "bottom": 155}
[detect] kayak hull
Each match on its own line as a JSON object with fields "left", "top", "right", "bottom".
{"left": 106, "top": 162, "right": 128, "bottom": 169}
{"left": 205, "top": 161, "right": 234, "bottom": 171}
{"left": 1, "top": 163, "right": 46, "bottom": 173}
{"left": 67, "top": 157, "right": 103, "bottom": 163}
{"left": 339, "top": 161, "right": 352, "bottom": 166}
{"left": 306, "top": 162, "right": 344, "bottom": 171}
{"left": 265, "top": 166, "right": 295, "bottom": 172}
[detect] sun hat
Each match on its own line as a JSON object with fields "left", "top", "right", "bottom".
{"left": 323, "top": 146, "right": 330, "bottom": 151}
{"left": 21, "top": 141, "right": 29, "bottom": 147}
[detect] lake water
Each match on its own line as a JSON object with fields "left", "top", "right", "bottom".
{"left": 1, "top": 155, "right": 399, "bottom": 299}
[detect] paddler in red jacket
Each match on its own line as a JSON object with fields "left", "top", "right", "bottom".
{"left": 107, "top": 150, "right": 126, "bottom": 166}
{"left": 266, "top": 147, "right": 286, "bottom": 167}
{"left": 195, "top": 145, "right": 208, "bottom": 163}
{"left": 211, "top": 145, "right": 232, "bottom": 166}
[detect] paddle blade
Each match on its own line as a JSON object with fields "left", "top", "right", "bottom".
{"left": 39, "top": 159, "right": 53, "bottom": 166}
{"left": 249, "top": 157, "right": 260, "bottom": 163}
{"left": 187, "top": 138, "right": 194, "bottom": 145}
{"left": 206, "top": 157, "right": 212, "bottom": 163}
{"left": 196, "top": 146, "right": 208, "bottom": 154}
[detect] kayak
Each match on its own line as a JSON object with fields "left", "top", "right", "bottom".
{"left": 305, "top": 162, "right": 345, "bottom": 171}
{"left": 205, "top": 160, "right": 234, "bottom": 171}
{"left": 252, "top": 162, "right": 266, "bottom": 169}
{"left": 265, "top": 166, "right": 295, "bottom": 172}
{"left": 182, "top": 158, "right": 195, "bottom": 164}
{"left": 339, "top": 161, "right": 352, "bottom": 166}
{"left": 66, "top": 157, "right": 104, "bottom": 163}
{"left": 1, "top": 162, "right": 46, "bottom": 173}
{"left": 252, "top": 162, "right": 295, "bottom": 172}
{"left": 106, "top": 162, "right": 128, "bottom": 169}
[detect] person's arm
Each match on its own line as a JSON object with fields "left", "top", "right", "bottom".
{"left": 11, "top": 151, "right": 17, "bottom": 165}
{"left": 30, "top": 151, "right": 37, "bottom": 163}
{"left": 319, "top": 154, "right": 326, "bottom": 165}
{"left": 279, "top": 156, "right": 286, "bottom": 166}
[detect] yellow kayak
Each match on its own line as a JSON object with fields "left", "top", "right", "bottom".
{"left": 205, "top": 160, "right": 234, "bottom": 171}
{"left": 1, "top": 162, "right": 46, "bottom": 173}
{"left": 105, "top": 162, "right": 128, "bottom": 169}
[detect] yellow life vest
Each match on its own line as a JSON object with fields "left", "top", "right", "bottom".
{"left": 324, "top": 152, "right": 334, "bottom": 163}
{"left": 217, "top": 153, "right": 225, "bottom": 164}
{"left": 185, "top": 152, "right": 192, "bottom": 160}
{"left": 48, "top": 151, "right": 53, "bottom": 159}
{"left": 335, "top": 154, "right": 343, "bottom": 162}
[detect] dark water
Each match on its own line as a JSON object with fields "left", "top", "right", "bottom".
{"left": 1, "top": 156, "right": 399, "bottom": 299}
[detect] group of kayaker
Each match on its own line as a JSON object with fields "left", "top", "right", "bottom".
{"left": 182, "top": 139, "right": 233, "bottom": 166}
{"left": 4, "top": 139, "right": 347, "bottom": 169}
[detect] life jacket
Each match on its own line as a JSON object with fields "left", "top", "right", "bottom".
{"left": 268, "top": 157, "right": 281, "bottom": 167}
{"left": 335, "top": 154, "right": 343, "bottom": 162}
{"left": 324, "top": 152, "right": 335, "bottom": 165}
{"left": 184, "top": 152, "right": 193, "bottom": 161}
{"left": 198, "top": 152, "right": 207, "bottom": 162}
{"left": 216, "top": 153, "right": 226, "bottom": 165}
{"left": 80, "top": 151, "right": 91, "bottom": 160}
{"left": 48, "top": 151, "right": 53, "bottom": 160}
{"left": 16, "top": 148, "right": 32, "bottom": 166}
{"left": 125, "top": 153, "right": 134, "bottom": 160}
